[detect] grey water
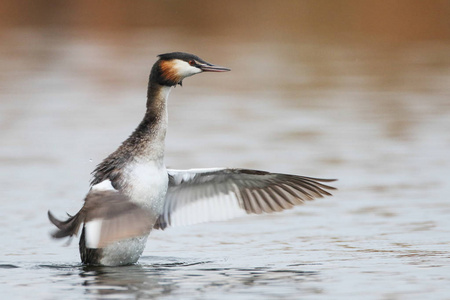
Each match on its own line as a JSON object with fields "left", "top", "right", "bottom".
{"left": 1, "top": 28, "right": 450, "bottom": 299}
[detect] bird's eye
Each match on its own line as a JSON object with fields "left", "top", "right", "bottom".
{"left": 189, "top": 60, "right": 196, "bottom": 66}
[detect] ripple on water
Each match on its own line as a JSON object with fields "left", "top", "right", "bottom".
{"left": 27, "top": 256, "right": 320, "bottom": 299}
{"left": 0, "top": 264, "right": 19, "bottom": 269}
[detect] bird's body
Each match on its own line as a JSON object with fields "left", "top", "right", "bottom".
{"left": 76, "top": 82, "right": 171, "bottom": 265}
{"left": 48, "top": 52, "right": 336, "bottom": 266}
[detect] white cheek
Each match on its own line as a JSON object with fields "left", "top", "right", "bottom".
{"left": 172, "top": 60, "right": 201, "bottom": 77}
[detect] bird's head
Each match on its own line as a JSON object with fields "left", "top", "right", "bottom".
{"left": 151, "top": 52, "right": 230, "bottom": 87}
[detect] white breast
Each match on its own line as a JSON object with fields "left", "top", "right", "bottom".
{"left": 124, "top": 160, "right": 168, "bottom": 214}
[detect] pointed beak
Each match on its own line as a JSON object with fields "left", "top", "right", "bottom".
{"left": 199, "top": 63, "right": 231, "bottom": 72}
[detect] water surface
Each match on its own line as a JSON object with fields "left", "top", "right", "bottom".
{"left": 1, "top": 13, "right": 450, "bottom": 300}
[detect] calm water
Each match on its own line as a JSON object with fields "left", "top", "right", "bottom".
{"left": 1, "top": 28, "right": 450, "bottom": 299}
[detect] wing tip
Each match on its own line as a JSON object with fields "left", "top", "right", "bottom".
{"left": 153, "top": 215, "right": 168, "bottom": 230}
{"left": 48, "top": 210, "right": 82, "bottom": 239}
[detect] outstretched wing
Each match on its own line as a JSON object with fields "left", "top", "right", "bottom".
{"left": 48, "top": 180, "right": 154, "bottom": 248}
{"left": 154, "top": 168, "right": 336, "bottom": 230}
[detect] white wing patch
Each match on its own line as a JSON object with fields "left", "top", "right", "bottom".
{"left": 84, "top": 219, "right": 103, "bottom": 249}
{"left": 168, "top": 168, "right": 225, "bottom": 184}
{"left": 163, "top": 168, "right": 247, "bottom": 227}
{"left": 91, "top": 180, "right": 115, "bottom": 192}
{"left": 167, "top": 190, "right": 247, "bottom": 227}
{"left": 159, "top": 168, "right": 336, "bottom": 230}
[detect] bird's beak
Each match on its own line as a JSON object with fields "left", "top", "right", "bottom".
{"left": 199, "top": 63, "right": 231, "bottom": 72}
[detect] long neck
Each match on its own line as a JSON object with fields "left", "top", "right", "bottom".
{"left": 91, "top": 81, "right": 172, "bottom": 187}
{"left": 125, "top": 82, "right": 172, "bottom": 161}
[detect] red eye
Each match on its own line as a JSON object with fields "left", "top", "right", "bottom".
{"left": 189, "top": 60, "right": 196, "bottom": 66}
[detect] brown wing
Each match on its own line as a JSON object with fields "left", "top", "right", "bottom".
{"left": 154, "top": 168, "right": 336, "bottom": 230}
{"left": 48, "top": 182, "right": 154, "bottom": 248}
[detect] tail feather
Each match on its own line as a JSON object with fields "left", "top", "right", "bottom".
{"left": 48, "top": 210, "right": 83, "bottom": 238}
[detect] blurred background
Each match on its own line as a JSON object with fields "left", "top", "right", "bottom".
{"left": 1, "top": 1, "right": 450, "bottom": 299}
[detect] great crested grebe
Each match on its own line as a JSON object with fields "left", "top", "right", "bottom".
{"left": 48, "top": 52, "right": 336, "bottom": 266}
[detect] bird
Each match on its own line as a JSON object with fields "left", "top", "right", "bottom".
{"left": 48, "top": 52, "right": 337, "bottom": 266}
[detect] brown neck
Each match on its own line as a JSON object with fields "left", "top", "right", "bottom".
{"left": 128, "top": 82, "right": 171, "bottom": 159}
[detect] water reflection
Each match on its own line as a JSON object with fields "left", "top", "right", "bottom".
{"left": 80, "top": 264, "right": 170, "bottom": 298}
{"left": 76, "top": 258, "right": 319, "bottom": 299}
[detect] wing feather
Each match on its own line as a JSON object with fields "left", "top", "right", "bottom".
{"left": 154, "top": 168, "right": 336, "bottom": 230}
{"left": 49, "top": 180, "right": 154, "bottom": 248}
